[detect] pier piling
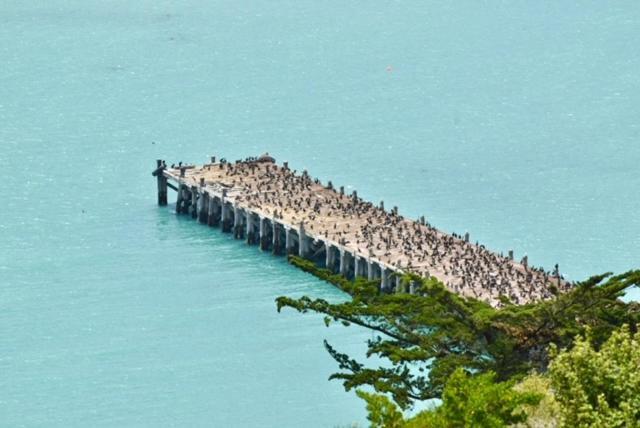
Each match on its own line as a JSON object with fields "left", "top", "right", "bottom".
{"left": 297, "top": 224, "right": 309, "bottom": 258}
{"left": 154, "top": 160, "right": 168, "bottom": 205}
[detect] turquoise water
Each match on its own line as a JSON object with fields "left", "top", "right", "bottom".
{"left": 2, "top": 1, "right": 639, "bottom": 426}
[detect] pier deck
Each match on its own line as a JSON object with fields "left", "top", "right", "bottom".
{"left": 153, "top": 157, "right": 568, "bottom": 307}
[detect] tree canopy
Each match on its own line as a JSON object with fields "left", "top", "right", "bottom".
{"left": 357, "top": 368, "right": 541, "bottom": 428}
{"left": 276, "top": 256, "right": 640, "bottom": 410}
{"left": 549, "top": 324, "right": 640, "bottom": 427}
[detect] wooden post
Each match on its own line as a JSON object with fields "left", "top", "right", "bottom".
{"left": 354, "top": 256, "right": 361, "bottom": 278}
{"left": 298, "top": 223, "right": 308, "bottom": 258}
{"left": 259, "top": 217, "right": 268, "bottom": 250}
{"left": 207, "top": 194, "right": 215, "bottom": 226}
{"left": 246, "top": 211, "right": 255, "bottom": 244}
{"left": 199, "top": 191, "right": 208, "bottom": 223}
{"left": 176, "top": 185, "right": 184, "bottom": 214}
{"left": 285, "top": 227, "right": 293, "bottom": 254}
{"left": 381, "top": 268, "right": 391, "bottom": 291}
{"left": 394, "top": 275, "right": 402, "bottom": 293}
{"left": 156, "top": 160, "right": 167, "bottom": 205}
{"left": 191, "top": 187, "right": 198, "bottom": 219}
{"left": 221, "top": 202, "right": 230, "bottom": 232}
{"left": 272, "top": 222, "right": 280, "bottom": 254}
{"left": 325, "top": 244, "right": 336, "bottom": 271}
{"left": 213, "top": 196, "right": 222, "bottom": 227}
{"left": 339, "top": 250, "right": 349, "bottom": 276}
{"left": 220, "top": 189, "right": 230, "bottom": 232}
{"left": 233, "top": 205, "right": 242, "bottom": 238}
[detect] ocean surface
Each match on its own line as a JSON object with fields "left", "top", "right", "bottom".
{"left": 1, "top": 1, "right": 639, "bottom": 426}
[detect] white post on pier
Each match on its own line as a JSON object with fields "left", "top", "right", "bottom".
{"left": 297, "top": 223, "right": 308, "bottom": 258}
{"left": 354, "top": 256, "right": 361, "bottom": 278}
{"left": 367, "top": 261, "right": 375, "bottom": 281}
{"left": 207, "top": 193, "right": 215, "bottom": 226}
{"left": 285, "top": 227, "right": 293, "bottom": 254}
{"left": 325, "top": 243, "right": 335, "bottom": 271}
{"left": 198, "top": 190, "right": 208, "bottom": 223}
{"left": 176, "top": 185, "right": 184, "bottom": 214}
{"left": 339, "top": 250, "right": 348, "bottom": 277}
{"left": 394, "top": 275, "right": 402, "bottom": 293}
{"left": 246, "top": 211, "right": 254, "bottom": 243}
{"left": 381, "top": 268, "right": 390, "bottom": 291}
{"left": 190, "top": 187, "right": 198, "bottom": 218}
{"left": 272, "top": 222, "right": 279, "bottom": 253}
{"left": 233, "top": 205, "right": 242, "bottom": 238}
{"left": 221, "top": 202, "right": 231, "bottom": 232}
{"left": 220, "top": 189, "right": 230, "bottom": 231}
{"left": 259, "top": 217, "right": 268, "bottom": 250}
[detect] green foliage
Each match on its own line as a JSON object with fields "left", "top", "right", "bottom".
{"left": 277, "top": 258, "right": 640, "bottom": 409}
{"left": 355, "top": 369, "right": 541, "bottom": 428}
{"left": 418, "top": 368, "right": 541, "bottom": 427}
{"left": 512, "top": 374, "right": 561, "bottom": 427}
{"left": 549, "top": 324, "right": 640, "bottom": 427}
{"left": 356, "top": 391, "right": 404, "bottom": 428}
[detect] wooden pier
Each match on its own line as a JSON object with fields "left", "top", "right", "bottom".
{"left": 153, "top": 156, "right": 568, "bottom": 307}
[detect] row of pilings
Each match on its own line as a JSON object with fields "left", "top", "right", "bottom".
{"left": 156, "top": 165, "right": 413, "bottom": 294}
